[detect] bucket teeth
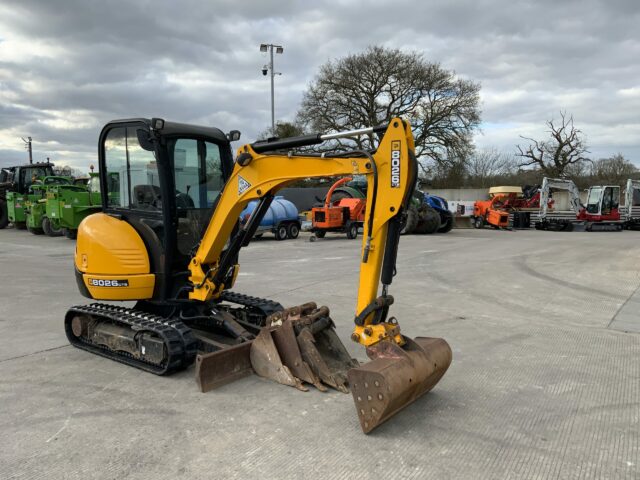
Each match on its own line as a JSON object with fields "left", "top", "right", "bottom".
{"left": 347, "top": 336, "right": 452, "bottom": 433}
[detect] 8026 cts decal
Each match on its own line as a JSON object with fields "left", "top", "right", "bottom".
{"left": 390, "top": 140, "right": 401, "bottom": 188}
{"left": 89, "top": 279, "right": 129, "bottom": 287}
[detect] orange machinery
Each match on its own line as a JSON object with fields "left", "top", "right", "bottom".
{"left": 471, "top": 186, "right": 523, "bottom": 229}
{"left": 311, "top": 177, "right": 366, "bottom": 239}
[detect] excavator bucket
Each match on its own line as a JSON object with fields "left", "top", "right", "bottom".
{"left": 347, "top": 336, "right": 452, "bottom": 433}
{"left": 251, "top": 303, "right": 358, "bottom": 392}
{"left": 250, "top": 327, "right": 307, "bottom": 391}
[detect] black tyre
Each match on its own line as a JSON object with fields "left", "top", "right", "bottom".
{"left": 401, "top": 208, "right": 418, "bottom": 235}
{"left": 314, "top": 230, "right": 326, "bottom": 239}
{"left": 346, "top": 222, "right": 358, "bottom": 239}
{"left": 275, "top": 224, "right": 288, "bottom": 240}
{"left": 27, "top": 224, "right": 44, "bottom": 235}
{"left": 474, "top": 216, "right": 485, "bottom": 229}
{"left": 287, "top": 222, "right": 300, "bottom": 239}
{"left": 565, "top": 223, "right": 574, "bottom": 232}
{"left": 438, "top": 214, "right": 454, "bottom": 233}
{"left": 415, "top": 207, "right": 440, "bottom": 234}
{"left": 42, "top": 217, "right": 63, "bottom": 237}
{"left": 42, "top": 216, "right": 51, "bottom": 236}
{"left": 64, "top": 228, "right": 77, "bottom": 240}
{"left": 0, "top": 199, "right": 8, "bottom": 229}
{"left": 14, "top": 221, "right": 27, "bottom": 230}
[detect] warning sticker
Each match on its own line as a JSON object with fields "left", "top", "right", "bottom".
{"left": 238, "top": 175, "right": 251, "bottom": 195}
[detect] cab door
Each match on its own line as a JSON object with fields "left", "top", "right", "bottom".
{"left": 99, "top": 121, "right": 172, "bottom": 299}
{"left": 601, "top": 186, "right": 620, "bottom": 217}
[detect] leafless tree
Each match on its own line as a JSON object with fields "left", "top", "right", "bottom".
{"left": 466, "top": 148, "right": 518, "bottom": 187}
{"left": 296, "top": 46, "right": 481, "bottom": 175}
{"left": 516, "top": 112, "right": 590, "bottom": 177}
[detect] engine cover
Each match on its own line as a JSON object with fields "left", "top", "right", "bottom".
{"left": 75, "top": 213, "right": 155, "bottom": 300}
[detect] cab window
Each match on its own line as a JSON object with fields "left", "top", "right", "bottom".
{"left": 104, "top": 127, "right": 161, "bottom": 211}
{"left": 170, "top": 138, "right": 226, "bottom": 256}
{"left": 171, "top": 139, "right": 224, "bottom": 209}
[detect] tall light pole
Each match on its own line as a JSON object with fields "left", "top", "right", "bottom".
{"left": 21, "top": 136, "right": 33, "bottom": 164}
{"left": 260, "top": 43, "right": 283, "bottom": 132}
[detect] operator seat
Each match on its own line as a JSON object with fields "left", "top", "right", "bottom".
{"left": 133, "top": 184, "right": 162, "bottom": 210}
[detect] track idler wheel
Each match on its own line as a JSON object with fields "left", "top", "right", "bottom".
{"left": 347, "top": 336, "right": 452, "bottom": 433}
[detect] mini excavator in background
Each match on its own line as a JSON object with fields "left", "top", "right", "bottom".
{"left": 65, "top": 117, "right": 452, "bottom": 433}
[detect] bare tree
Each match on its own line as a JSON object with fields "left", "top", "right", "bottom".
{"left": 466, "top": 148, "right": 517, "bottom": 187}
{"left": 296, "top": 46, "right": 481, "bottom": 175}
{"left": 516, "top": 112, "right": 590, "bottom": 177}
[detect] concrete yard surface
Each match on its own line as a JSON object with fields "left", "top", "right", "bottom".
{"left": 1, "top": 228, "right": 639, "bottom": 479}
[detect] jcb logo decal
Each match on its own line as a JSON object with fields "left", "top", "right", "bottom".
{"left": 390, "top": 141, "right": 401, "bottom": 188}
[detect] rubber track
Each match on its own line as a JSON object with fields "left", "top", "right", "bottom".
{"left": 65, "top": 303, "right": 197, "bottom": 375}
{"left": 220, "top": 291, "right": 283, "bottom": 317}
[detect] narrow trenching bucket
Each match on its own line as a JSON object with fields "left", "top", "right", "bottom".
{"left": 347, "top": 336, "right": 452, "bottom": 433}
{"left": 251, "top": 303, "right": 359, "bottom": 392}
{"left": 250, "top": 327, "right": 307, "bottom": 391}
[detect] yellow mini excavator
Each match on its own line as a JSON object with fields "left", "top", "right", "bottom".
{"left": 65, "top": 117, "right": 452, "bottom": 433}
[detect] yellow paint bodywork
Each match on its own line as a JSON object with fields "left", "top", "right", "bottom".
{"left": 188, "top": 118, "right": 416, "bottom": 347}
{"left": 75, "top": 212, "right": 155, "bottom": 300}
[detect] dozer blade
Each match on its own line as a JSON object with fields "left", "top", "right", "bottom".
{"left": 347, "top": 336, "right": 452, "bottom": 434}
{"left": 196, "top": 341, "right": 253, "bottom": 393}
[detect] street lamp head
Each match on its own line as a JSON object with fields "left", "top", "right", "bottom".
{"left": 275, "top": 46, "right": 284, "bottom": 54}
{"left": 259, "top": 44, "right": 268, "bottom": 52}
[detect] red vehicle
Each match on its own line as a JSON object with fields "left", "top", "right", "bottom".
{"left": 577, "top": 185, "right": 623, "bottom": 231}
{"left": 311, "top": 177, "right": 365, "bottom": 239}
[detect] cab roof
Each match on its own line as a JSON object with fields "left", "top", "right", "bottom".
{"left": 105, "top": 118, "right": 229, "bottom": 144}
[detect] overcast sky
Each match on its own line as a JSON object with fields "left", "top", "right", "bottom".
{"left": 0, "top": 0, "right": 638, "bottom": 171}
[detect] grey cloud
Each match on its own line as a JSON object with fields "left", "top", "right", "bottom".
{"left": 0, "top": 0, "right": 638, "bottom": 170}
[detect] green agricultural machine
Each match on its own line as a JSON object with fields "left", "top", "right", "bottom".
{"left": 1, "top": 162, "right": 55, "bottom": 230}
{"left": 45, "top": 173, "right": 102, "bottom": 239}
{"left": 24, "top": 176, "right": 74, "bottom": 235}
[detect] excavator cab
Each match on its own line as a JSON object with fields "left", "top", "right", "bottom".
{"left": 579, "top": 185, "right": 622, "bottom": 231}
{"left": 585, "top": 186, "right": 620, "bottom": 216}
{"left": 90, "top": 119, "right": 236, "bottom": 300}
